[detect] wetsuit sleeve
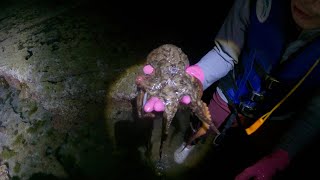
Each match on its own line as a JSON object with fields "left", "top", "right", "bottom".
{"left": 276, "top": 89, "right": 320, "bottom": 159}
{"left": 197, "top": 0, "right": 250, "bottom": 90}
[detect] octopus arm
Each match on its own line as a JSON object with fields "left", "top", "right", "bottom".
{"left": 136, "top": 89, "right": 145, "bottom": 118}
{"left": 186, "top": 100, "right": 221, "bottom": 145}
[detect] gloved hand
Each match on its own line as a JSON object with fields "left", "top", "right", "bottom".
{"left": 141, "top": 64, "right": 205, "bottom": 112}
{"left": 235, "top": 149, "right": 290, "bottom": 180}
{"left": 185, "top": 64, "right": 205, "bottom": 84}
{"left": 141, "top": 65, "right": 166, "bottom": 112}
{"left": 143, "top": 96, "right": 165, "bottom": 112}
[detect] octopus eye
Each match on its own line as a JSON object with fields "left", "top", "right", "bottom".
{"left": 169, "top": 65, "right": 179, "bottom": 74}
{"left": 143, "top": 65, "right": 154, "bottom": 75}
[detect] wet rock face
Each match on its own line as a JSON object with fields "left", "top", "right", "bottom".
{"left": 0, "top": 0, "right": 219, "bottom": 179}
{"left": 0, "top": 0, "right": 140, "bottom": 179}
{"left": 0, "top": 163, "right": 9, "bottom": 180}
{"left": 0, "top": 76, "right": 66, "bottom": 178}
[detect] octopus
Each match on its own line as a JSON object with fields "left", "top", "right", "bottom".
{"left": 135, "top": 44, "right": 220, "bottom": 158}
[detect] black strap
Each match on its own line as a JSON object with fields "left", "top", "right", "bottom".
{"left": 213, "top": 104, "right": 241, "bottom": 146}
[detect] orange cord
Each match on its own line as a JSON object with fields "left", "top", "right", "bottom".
{"left": 245, "top": 59, "right": 320, "bottom": 135}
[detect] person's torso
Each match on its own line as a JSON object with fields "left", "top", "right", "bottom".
{"left": 219, "top": 0, "right": 320, "bottom": 118}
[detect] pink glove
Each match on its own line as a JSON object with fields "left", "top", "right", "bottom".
{"left": 185, "top": 64, "right": 205, "bottom": 84}
{"left": 143, "top": 65, "right": 154, "bottom": 74}
{"left": 178, "top": 64, "right": 205, "bottom": 105}
{"left": 235, "top": 149, "right": 290, "bottom": 180}
{"left": 143, "top": 95, "right": 191, "bottom": 113}
{"left": 144, "top": 97, "right": 165, "bottom": 112}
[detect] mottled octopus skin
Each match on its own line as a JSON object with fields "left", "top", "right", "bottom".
{"left": 136, "top": 44, "right": 220, "bottom": 148}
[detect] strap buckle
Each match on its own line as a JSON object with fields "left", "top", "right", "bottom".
{"left": 265, "top": 75, "right": 280, "bottom": 90}
{"left": 239, "top": 101, "right": 256, "bottom": 118}
{"left": 239, "top": 102, "right": 255, "bottom": 113}
{"left": 250, "top": 91, "right": 264, "bottom": 102}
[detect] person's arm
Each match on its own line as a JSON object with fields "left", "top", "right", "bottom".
{"left": 196, "top": 0, "right": 250, "bottom": 90}
{"left": 235, "top": 89, "right": 320, "bottom": 180}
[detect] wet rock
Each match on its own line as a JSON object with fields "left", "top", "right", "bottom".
{"left": 0, "top": 0, "right": 216, "bottom": 179}
{"left": 0, "top": 164, "right": 10, "bottom": 180}
{"left": 0, "top": 0, "right": 139, "bottom": 179}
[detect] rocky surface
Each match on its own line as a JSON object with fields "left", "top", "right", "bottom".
{"left": 0, "top": 0, "right": 230, "bottom": 179}
{"left": 0, "top": 0, "right": 146, "bottom": 179}
{"left": 0, "top": 163, "right": 9, "bottom": 180}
